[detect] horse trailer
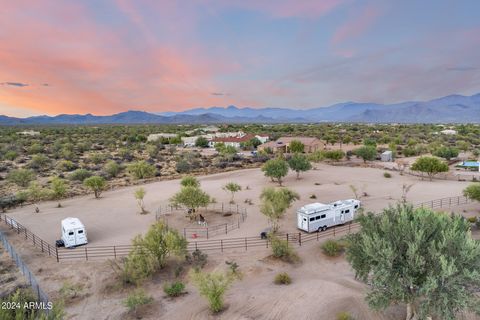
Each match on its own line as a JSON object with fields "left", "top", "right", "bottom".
{"left": 58, "top": 217, "right": 88, "bottom": 248}
{"left": 297, "top": 199, "right": 361, "bottom": 233}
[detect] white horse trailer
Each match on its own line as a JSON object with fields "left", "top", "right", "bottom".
{"left": 297, "top": 199, "right": 361, "bottom": 233}
{"left": 61, "top": 217, "right": 88, "bottom": 248}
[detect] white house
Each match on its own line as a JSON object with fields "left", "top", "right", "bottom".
{"left": 440, "top": 129, "right": 457, "bottom": 135}
{"left": 147, "top": 133, "right": 178, "bottom": 142}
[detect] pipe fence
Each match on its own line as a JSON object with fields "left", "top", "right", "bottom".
{"left": 0, "top": 195, "right": 472, "bottom": 262}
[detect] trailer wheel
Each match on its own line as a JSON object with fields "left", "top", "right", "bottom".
{"left": 322, "top": 226, "right": 327, "bottom": 231}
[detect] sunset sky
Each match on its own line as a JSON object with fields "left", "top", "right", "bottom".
{"left": 1, "top": 0, "right": 479, "bottom": 117}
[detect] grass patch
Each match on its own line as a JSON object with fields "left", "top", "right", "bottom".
{"left": 274, "top": 272, "right": 292, "bottom": 285}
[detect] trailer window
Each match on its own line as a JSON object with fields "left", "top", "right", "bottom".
{"left": 68, "top": 232, "right": 74, "bottom": 236}
{"left": 315, "top": 216, "right": 320, "bottom": 220}
{"left": 345, "top": 209, "right": 350, "bottom": 213}
{"left": 354, "top": 205, "right": 358, "bottom": 209}
{"left": 303, "top": 218, "right": 307, "bottom": 221}
{"left": 78, "top": 230, "right": 83, "bottom": 234}
{"left": 320, "top": 214, "right": 326, "bottom": 219}
{"left": 309, "top": 217, "right": 315, "bottom": 222}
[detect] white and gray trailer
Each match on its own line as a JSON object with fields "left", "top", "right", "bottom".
{"left": 297, "top": 199, "right": 361, "bottom": 233}
{"left": 60, "top": 217, "right": 88, "bottom": 248}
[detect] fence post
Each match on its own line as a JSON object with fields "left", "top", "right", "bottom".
{"left": 114, "top": 246, "right": 117, "bottom": 259}
{"left": 206, "top": 228, "right": 209, "bottom": 239}
{"left": 37, "top": 284, "right": 40, "bottom": 302}
{"left": 333, "top": 226, "right": 336, "bottom": 237}
{"left": 317, "top": 231, "right": 319, "bottom": 241}
{"left": 55, "top": 246, "right": 59, "bottom": 262}
{"left": 457, "top": 197, "right": 460, "bottom": 205}
{"left": 32, "top": 233, "right": 36, "bottom": 246}
{"left": 286, "top": 233, "right": 289, "bottom": 243}
{"left": 225, "top": 224, "right": 227, "bottom": 235}
{"left": 85, "top": 247, "right": 88, "bottom": 261}
{"left": 236, "top": 204, "right": 239, "bottom": 214}
{"left": 245, "top": 238, "right": 247, "bottom": 251}
{"left": 183, "top": 229, "right": 186, "bottom": 238}
{"left": 238, "top": 218, "right": 240, "bottom": 228}
{"left": 298, "top": 233, "right": 301, "bottom": 246}
{"left": 222, "top": 203, "right": 224, "bottom": 213}
{"left": 221, "top": 240, "right": 223, "bottom": 252}
{"left": 195, "top": 242, "right": 198, "bottom": 251}
{"left": 40, "top": 239, "right": 44, "bottom": 253}
{"left": 24, "top": 228, "right": 27, "bottom": 239}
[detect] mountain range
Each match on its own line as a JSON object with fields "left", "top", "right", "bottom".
{"left": 1, "top": 93, "right": 479, "bottom": 125}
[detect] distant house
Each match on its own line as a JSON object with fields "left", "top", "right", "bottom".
{"left": 255, "top": 134, "right": 270, "bottom": 144}
{"left": 202, "top": 125, "right": 220, "bottom": 133}
{"left": 209, "top": 134, "right": 256, "bottom": 149}
{"left": 381, "top": 150, "right": 393, "bottom": 162}
{"left": 258, "top": 137, "right": 324, "bottom": 153}
{"left": 440, "top": 129, "right": 457, "bottom": 135}
{"left": 147, "top": 133, "right": 178, "bottom": 142}
{"left": 17, "top": 130, "right": 40, "bottom": 136}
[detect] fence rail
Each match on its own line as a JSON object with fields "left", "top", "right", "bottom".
{"left": 0, "top": 195, "right": 472, "bottom": 262}
{"left": 0, "top": 229, "right": 50, "bottom": 309}
{"left": 156, "top": 202, "right": 248, "bottom": 239}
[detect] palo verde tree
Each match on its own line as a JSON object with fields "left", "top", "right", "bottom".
{"left": 6, "top": 169, "right": 36, "bottom": 188}
{"left": 410, "top": 156, "right": 449, "bottom": 181}
{"left": 288, "top": 153, "right": 312, "bottom": 179}
{"left": 260, "top": 187, "right": 299, "bottom": 232}
{"left": 190, "top": 269, "right": 234, "bottom": 313}
{"left": 262, "top": 158, "right": 289, "bottom": 186}
{"left": 50, "top": 177, "right": 68, "bottom": 208}
{"left": 170, "top": 180, "right": 212, "bottom": 219}
{"left": 180, "top": 176, "right": 200, "bottom": 188}
{"left": 127, "top": 160, "right": 157, "bottom": 180}
{"left": 83, "top": 176, "right": 106, "bottom": 198}
{"left": 223, "top": 182, "right": 242, "bottom": 204}
{"left": 134, "top": 187, "right": 147, "bottom": 214}
{"left": 346, "top": 204, "right": 480, "bottom": 320}
{"left": 355, "top": 145, "right": 377, "bottom": 163}
{"left": 463, "top": 183, "right": 480, "bottom": 202}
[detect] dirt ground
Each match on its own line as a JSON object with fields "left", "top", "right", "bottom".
{"left": 6, "top": 163, "right": 475, "bottom": 245}
{"left": 2, "top": 164, "right": 480, "bottom": 320}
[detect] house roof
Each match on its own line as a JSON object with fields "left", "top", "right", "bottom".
{"left": 259, "top": 136, "right": 322, "bottom": 148}
{"left": 212, "top": 134, "right": 255, "bottom": 143}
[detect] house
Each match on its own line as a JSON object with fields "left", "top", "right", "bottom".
{"left": 147, "top": 133, "right": 178, "bottom": 142}
{"left": 255, "top": 134, "right": 270, "bottom": 144}
{"left": 258, "top": 137, "right": 324, "bottom": 153}
{"left": 440, "top": 129, "right": 457, "bottom": 135}
{"left": 381, "top": 150, "right": 393, "bottom": 162}
{"left": 209, "top": 134, "right": 256, "bottom": 149}
{"left": 17, "top": 130, "right": 40, "bottom": 136}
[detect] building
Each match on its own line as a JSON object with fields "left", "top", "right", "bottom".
{"left": 255, "top": 134, "right": 270, "bottom": 144}
{"left": 17, "top": 130, "right": 40, "bottom": 136}
{"left": 440, "top": 129, "right": 457, "bottom": 135}
{"left": 147, "top": 133, "right": 178, "bottom": 142}
{"left": 381, "top": 150, "right": 393, "bottom": 162}
{"left": 258, "top": 137, "right": 324, "bottom": 153}
{"left": 209, "top": 134, "right": 256, "bottom": 149}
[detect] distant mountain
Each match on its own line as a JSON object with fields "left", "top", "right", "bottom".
{"left": 1, "top": 93, "right": 479, "bottom": 125}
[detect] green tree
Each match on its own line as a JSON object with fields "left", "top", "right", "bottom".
{"left": 7, "top": 169, "right": 35, "bottom": 187}
{"left": 170, "top": 186, "right": 212, "bottom": 218}
{"left": 346, "top": 204, "right": 480, "bottom": 320}
{"left": 50, "top": 177, "right": 67, "bottom": 207}
{"left": 134, "top": 187, "right": 147, "bottom": 214}
{"left": 190, "top": 270, "right": 234, "bottom": 313}
{"left": 355, "top": 146, "right": 377, "bottom": 163}
{"left": 83, "top": 176, "right": 106, "bottom": 198}
{"left": 223, "top": 182, "right": 242, "bottom": 203}
{"left": 180, "top": 176, "right": 200, "bottom": 188}
{"left": 288, "top": 153, "right": 312, "bottom": 179}
{"left": 411, "top": 156, "right": 449, "bottom": 181}
{"left": 463, "top": 183, "right": 480, "bottom": 202}
{"left": 195, "top": 136, "right": 209, "bottom": 148}
{"left": 289, "top": 140, "right": 304, "bottom": 153}
{"left": 433, "top": 146, "right": 459, "bottom": 160}
{"left": 262, "top": 158, "right": 289, "bottom": 185}
{"left": 260, "top": 187, "right": 300, "bottom": 232}
{"left": 127, "top": 161, "right": 157, "bottom": 179}
{"left": 27, "top": 181, "right": 49, "bottom": 213}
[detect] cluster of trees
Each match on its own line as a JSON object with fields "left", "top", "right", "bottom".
{"left": 169, "top": 176, "right": 212, "bottom": 220}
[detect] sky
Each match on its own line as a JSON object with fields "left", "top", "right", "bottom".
{"left": 1, "top": 0, "right": 479, "bottom": 117}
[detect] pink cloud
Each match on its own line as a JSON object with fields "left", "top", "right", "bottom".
{"left": 332, "top": 4, "right": 382, "bottom": 45}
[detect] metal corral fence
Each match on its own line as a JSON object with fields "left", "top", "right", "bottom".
{"left": 0, "top": 229, "right": 50, "bottom": 309}
{"left": 0, "top": 213, "right": 58, "bottom": 260}
{"left": 0, "top": 195, "right": 472, "bottom": 262}
{"left": 156, "top": 203, "right": 248, "bottom": 239}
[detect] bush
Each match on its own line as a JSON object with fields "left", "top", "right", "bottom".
{"left": 59, "top": 281, "right": 83, "bottom": 300}
{"left": 104, "top": 160, "right": 122, "bottom": 178}
{"left": 467, "top": 216, "right": 477, "bottom": 223}
{"left": 56, "top": 160, "right": 76, "bottom": 172}
{"left": 321, "top": 240, "right": 343, "bottom": 257}
{"left": 163, "top": 281, "right": 185, "bottom": 297}
{"left": 4, "top": 150, "right": 18, "bottom": 161}
{"left": 274, "top": 272, "right": 292, "bottom": 285}
{"left": 127, "top": 161, "right": 157, "bottom": 179}
{"left": 7, "top": 169, "right": 36, "bottom": 187}
{"left": 83, "top": 176, "right": 106, "bottom": 198}
{"left": 336, "top": 311, "right": 353, "bottom": 320}
{"left": 190, "top": 270, "right": 234, "bottom": 313}
{"left": 186, "top": 249, "right": 208, "bottom": 270}
{"left": 269, "top": 234, "right": 298, "bottom": 263}
{"left": 122, "top": 289, "right": 153, "bottom": 315}
{"left": 69, "top": 169, "right": 92, "bottom": 182}
{"left": 383, "top": 172, "right": 392, "bottom": 178}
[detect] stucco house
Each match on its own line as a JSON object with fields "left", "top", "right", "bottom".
{"left": 257, "top": 137, "right": 323, "bottom": 153}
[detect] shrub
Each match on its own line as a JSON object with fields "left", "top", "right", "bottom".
{"left": 28, "top": 154, "right": 51, "bottom": 170}
{"left": 321, "top": 240, "right": 343, "bottom": 257}
{"left": 88, "top": 152, "right": 106, "bottom": 164}
{"left": 467, "top": 216, "right": 477, "bottom": 223}
{"left": 190, "top": 270, "right": 234, "bottom": 313}
{"left": 163, "top": 281, "right": 185, "bottom": 297}
{"left": 383, "top": 172, "right": 392, "bottom": 178}
{"left": 336, "top": 311, "right": 353, "bottom": 320}
{"left": 269, "top": 234, "right": 298, "bottom": 263}
{"left": 274, "top": 272, "right": 292, "bottom": 285}
{"left": 127, "top": 161, "right": 157, "bottom": 179}
{"left": 7, "top": 169, "right": 36, "bottom": 187}
{"left": 69, "top": 169, "right": 92, "bottom": 182}
{"left": 56, "top": 160, "right": 76, "bottom": 172}
{"left": 176, "top": 159, "right": 191, "bottom": 173}
{"left": 83, "top": 176, "right": 106, "bottom": 198}
{"left": 4, "top": 150, "right": 18, "bottom": 161}
{"left": 122, "top": 289, "right": 153, "bottom": 316}
{"left": 59, "top": 281, "right": 83, "bottom": 300}
{"left": 104, "top": 160, "right": 122, "bottom": 178}
{"left": 186, "top": 249, "right": 208, "bottom": 270}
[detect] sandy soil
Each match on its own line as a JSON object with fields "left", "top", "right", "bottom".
{"left": 7, "top": 163, "right": 474, "bottom": 245}
{"left": 3, "top": 164, "right": 479, "bottom": 320}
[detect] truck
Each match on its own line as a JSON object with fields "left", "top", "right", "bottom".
{"left": 297, "top": 199, "right": 361, "bottom": 233}
{"left": 56, "top": 217, "right": 88, "bottom": 248}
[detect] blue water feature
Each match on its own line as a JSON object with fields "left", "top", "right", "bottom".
{"left": 461, "top": 161, "right": 480, "bottom": 167}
